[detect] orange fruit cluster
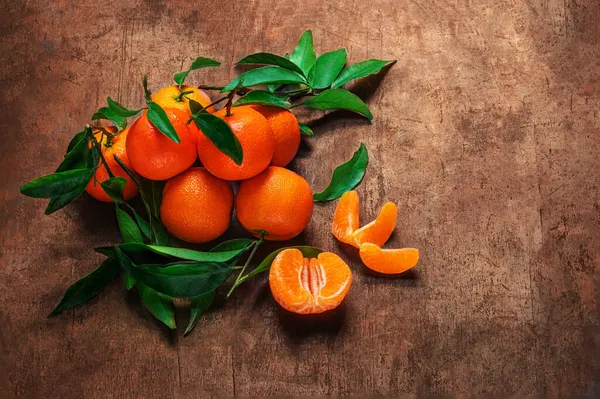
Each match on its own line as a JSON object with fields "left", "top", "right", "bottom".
{"left": 332, "top": 190, "right": 420, "bottom": 274}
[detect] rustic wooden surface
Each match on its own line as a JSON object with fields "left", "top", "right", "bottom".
{"left": 1, "top": 0, "right": 598, "bottom": 397}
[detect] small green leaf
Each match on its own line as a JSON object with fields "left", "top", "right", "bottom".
{"left": 45, "top": 187, "right": 87, "bottom": 215}
{"left": 313, "top": 143, "right": 368, "bottom": 201}
{"left": 140, "top": 179, "right": 164, "bottom": 218}
{"left": 310, "top": 49, "right": 347, "bottom": 89}
{"left": 303, "top": 89, "right": 373, "bottom": 120}
{"left": 130, "top": 262, "right": 233, "bottom": 298}
{"left": 184, "top": 290, "right": 215, "bottom": 335}
{"left": 107, "top": 97, "right": 142, "bottom": 117}
{"left": 244, "top": 246, "right": 323, "bottom": 281}
{"left": 210, "top": 238, "right": 254, "bottom": 252}
{"left": 132, "top": 209, "right": 152, "bottom": 240}
{"left": 137, "top": 283, "right": 176, "bottom": 329}
{"left": 100, "top": 177, "right": 126, "bottom": 203}
{"left": 150, "top": 218, "right": 170, "bottom": 246}
{"left": 21, "top": 168, "right": 93, "bottom": 198}
{"left": 221, "top": 66, "right": 306, "bottom": 92}
{"left": 92, "top": 107, "right": 127, "bottom": 131}
{"left": 289, "top": 30, "right": 317, "bottom": 76}
{"left": 233, "top": 90, "right": 291, "bottom": 109}
{"left": 299, "top": 123, "right": 313, "bottom": 137}
{"left": 191, "top": 112, "right": 243, "bottom": 165}
{"left": 116, "top": 207, "right": 143, "bottom": 243}
{"left": 56, "top": 129, "right": 93, "bottom": 172}
{"left": 117, "top": 243, "right": 252, "bottom": 264}
{"left": 48, "top": 258, "right": 119, "bottom": 317}
{"left": 147, "top": 102, "right": 180, "bottom": 143}
{"left": 142, "top": 76, "right": 152, "bottom": 102}
{"left": 237, "top": 53, "right": 304, "bottom": 74}
{"left": 174, "top": 57, "right": 221, "bottom": 88}
{"left": 331, "top": 59, "right": 394, "bottom": 89}
{"left": 124, "top": 272, "right": 136, "bottom": 290}
{"left": 188, "top": 99, "right": 206, "bottom": 116}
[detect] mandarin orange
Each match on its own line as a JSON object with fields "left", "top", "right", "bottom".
{"left": 235, "top": 166, "right": 313, "bottom": 241}
{"left": 152, "top": 85, "right": 213, "bottom": 115}
{"left": 160, "top": 167, "right": 233, "bottom": 243}
{"left": 197, "top": 106, "right": 275, "bottom": 181}
{"left": 85, "top": 126, "right": 139, "bottom": 202}
{"left": 248, "top": 105, "right": 300, "bottom": 167}
{"left": 269, "top": 248, "right": 352, "bottom": 314}
{"left": 126, "top": 107, "right": 199, "bottom": 181}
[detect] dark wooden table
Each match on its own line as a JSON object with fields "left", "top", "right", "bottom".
{"left": 1, "top": 0, "right": 598, "bottom": 397}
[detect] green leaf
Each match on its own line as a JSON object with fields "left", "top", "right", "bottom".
{"left": 184, "top": 290, "right": 215, "bottom": 335}
{"left": 56, "top": 129, "right": 93, "bottom": 172}
{"left": 140, "top": 179, "right": 164, "bottom": 218}
{"left": 21, "top": 168, "right": 93, "bottom": 198}
{"left": 289, "top": 30, "right": 317, "bottom": 76}
{"left": 309, "top": 49, "right": 347, "bottom": 89}
{"left": 210, "top": 238, "right": 254, "bottom": 252}
{"left": 221, "top": 66, "right": 306, "bottom": 92}
{"left": 147, "top": 102, "right": 180, "bottom": 143}
{"left": 116, "top": 207, "right": 143, "bottom": 243}
{"left": 107, "top": 97, "right": 142, "bottom": 117}
{"left": 113, "top": 155, "right": 141, "bottom": 186}
{"left": 142, "top": 76, "right": 152, "bottom": 102}
{"left": 150, "top": 218, "right": 170, "bottom": 246}
{"left": 191, "top": 112, "right": 243, "bottom": 165}
{"left": 100, "top": 177, "right": 126, "bottom": 203}
{"left": 92, "top": 107, "right": 127, "bottom": 131}
{"left": 174, "top": 57, "right": 221, "bottom": 88}
{"left": 244, "top": 246, "right": 323, "bottom": 281}
{"left": 117, "top": 243, "right": 251, "bottom": 264}
{"left": 188, "top": 98, "right": 206, "bottom": 116}
{"left": 313, "top": 143, "right": 368, "bottom": 201}
{"left": 233, "top": 90, "right": 291, "bottom": 109}
{"left": 48, "top": 258, "right": 119, "bottom": 317}
{"left": 130, "top": 262, "right": 233, "bottom": 298}
{"left": 237, "top": 53, "right": 304, "bottom": 74}
{"left": 137, "top": 283, "right": 176, "bottom": 329}
{"left": 45, "top": 186, "right": 87, "bottom": 215}
{"left": 299, "top": 123, "right": 313, "bottom": 137}
{"left": 132, "top": 209, "right": 152, "bottom": 240}
{"left": 303, "top": 89, "right": 373, "bottom": 120}
{"left": 124, "top": 272, "right": 136, "bottom": 290}
{"left": 331, "top": 59, "right": 394, "bottom": 89}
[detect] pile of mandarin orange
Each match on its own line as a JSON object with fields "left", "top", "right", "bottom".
{"left": 87, "top": 84, "right": 419, "bottom": 315}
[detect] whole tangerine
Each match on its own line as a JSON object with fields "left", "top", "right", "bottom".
{"left": 249, "top": 105, "right": 301, "bottom": 167}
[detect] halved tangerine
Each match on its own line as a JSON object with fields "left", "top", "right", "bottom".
{"left": 359, "top": 243, "right": 419, "bottom": 274}
{"left": 332, "top": 190, "right": 360, "bottom": 245}
{"left": 352, "top": 202, "right": 397, "bottom": 247}
{"left": 269, "top": 249, "right": 352, "bottom": 314}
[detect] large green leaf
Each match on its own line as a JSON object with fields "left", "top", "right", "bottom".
{"left": 233, "top": 90, "right": 291, "bottom": 109}
{"left": 174, "top": 57, "right": 221, "bottom": 88}
{"left": 48, "top": 258, "right": 119, "bottom": 317}
{"left": 92, "top": 107, "right": 127, "bottom": 131}
{"left": 117, "top": 242, "right": 253, "bottom": 263}
{"left": 130, "top": 262, "right": 233, "bottom": 298}
{"left": 115, "top": 207, "right": 143, "bottom": 243}
{"left": 313, "top": 143, "right": 368, "bottom": 201}
{"left": 303, "top": 89, "right": 373, "bottom": 120}
{"left": 222, "top": 66, "right": 306, "bottom": 92}
{"left": 184, "top": 290, "right": 215, "bottom": 335}
{"left": 147, "top": 102, "right": 180, "bottom": 143}
{"left": 107, "top": 97, "right": 142, "bottom": 117}
{"left": 56, "top": 129, "right": 93, "bottom": 172}
{"left": 45, "top": 186, "right": 87, "bottom": 215}
{"left": 236, "top": 53, "right": 304, "bottom": 74}
{"left": 309, "top": 49, "right": 347, "bottom": 89}
{"left": 137, "top": 283, "right": 176, "bottom": 329}
{"left": 210, "top": 238, "right": 254, "bottom": 252}
{"left": 21, "top": 168, "right": 93, "bottom": 198}
{"left": 191, "top": 112, "right": 243, "bottom": 165}
{"left": 289, "top": 30, "right": 317, "bottom": 76}
{"left": 331, "top": 59, "right": 394, "bottom": 89}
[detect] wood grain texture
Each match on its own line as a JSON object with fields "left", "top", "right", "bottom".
{"left": 0, "top": 0, "right": 598, "bottom": 397}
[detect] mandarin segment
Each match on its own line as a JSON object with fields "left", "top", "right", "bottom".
{"left": 235, "top": 166, "right": 313, "bottom": 241}
{"left": 126, "top": 107, "right": 199, "bottom": 180}
{"left": 152, "top": 85, "right": 213, "bottom": 115}
{"left": 359, "top": 243, "right": 419, "bottom": 274}
{"left": 248, "top": 105, "right": 301, "bottom": 167}
{"left": 160, "top": 167, "right": 233, "bottom": 243}
{"left": 197, "top": 106, "right": 275, "bottom": 181}
{"left": 85, "top": 127, "right": 139, "bottom": 202}
{"left": 352, "top": 201, "right": 397, "bottom": 247}
{"left": 269, "top": 249, "right": 352, "bottom": 314}
{"left": 332, "top": 190, "right": 360, "bottom": 245}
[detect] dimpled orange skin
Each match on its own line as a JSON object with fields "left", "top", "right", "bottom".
{"left": 269, "top": 249, "right": 352, "bottom": 314}
{"left": 126, "top": 107, "right": 199, "bottom": 181}
{"left": 197, "top": 106, "right": 275, "bottom": 181}
{"left": 236, "top": 166, "right": 313, "bottom": 241}
{"left": 160, "top": 167, "right": 233, "bottom": 243}
{"left": 248, "top": 105, "right": 301, "bottom": 167}
{"left": 85, "top": 127, "right": 139, "bottom": 202}
{"left": 152, "top": 85, "right": 214, "bottom": 115}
